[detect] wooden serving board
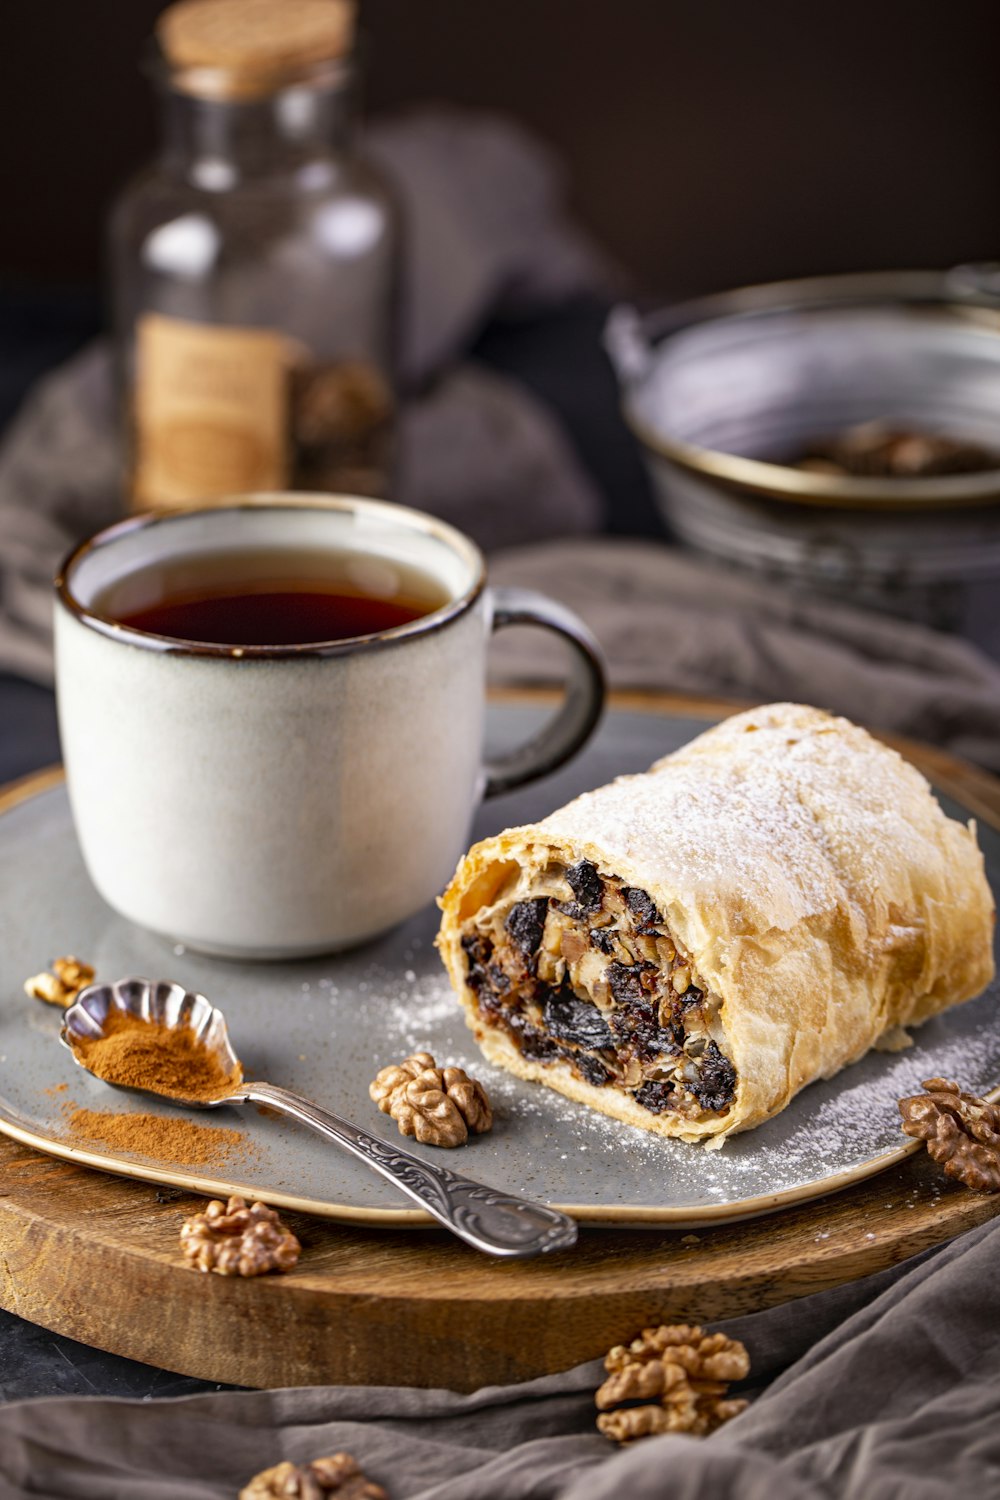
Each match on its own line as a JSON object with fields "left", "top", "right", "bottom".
{"left": 2, "top": 692, "right": 999, "bottom": 1393}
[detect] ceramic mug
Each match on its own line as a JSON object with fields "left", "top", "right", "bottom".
{"left": 54, "top": 496, "right": 605, "bottom": 959}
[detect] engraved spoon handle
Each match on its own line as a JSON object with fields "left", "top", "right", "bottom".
{"left": 240, "top": 1081, "right": 578, "bottom": 1259}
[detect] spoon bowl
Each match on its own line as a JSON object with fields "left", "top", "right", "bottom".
{"left": 62, "top": 976, "right": 242, "bottom": 1105}
{"left": 60, "top": 976, "right": 578, "bottom": 1259}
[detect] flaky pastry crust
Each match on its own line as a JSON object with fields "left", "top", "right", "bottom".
{"left": 437, "top": 704, "right": 995, "bottom": 1143}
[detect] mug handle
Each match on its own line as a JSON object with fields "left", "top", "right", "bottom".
{"left": 482, "top": 586, "right": 607, "bottom": 799}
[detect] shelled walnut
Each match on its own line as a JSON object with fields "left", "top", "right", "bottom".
{"left": 899, "top": 1078, "right": 1000, "bottom": 1192}
{"left": 240, "top": 1452, "right": 387, "bottom": 1499}
{"left": 290, "top": 360, "right": 393, "bottom": 496}
{"left": 180, "top": 1195, "right": 301, "bottom": 1276}
{"left": 369, "top": 1051, "right": 492, "bottom": 1147}
{"left": 596, "top": 1323, "right": 750, "bottom": 1443}
{"left": 24, "top": 955, "right": 95, "bottom": 1008}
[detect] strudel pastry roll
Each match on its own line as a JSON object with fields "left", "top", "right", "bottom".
{"left": 437, "top": 704, "right": 995, "bottom": 1143}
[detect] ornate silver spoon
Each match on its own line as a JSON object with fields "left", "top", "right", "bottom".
{"left": 60, "top": 976, "right": 577, "bottom": 1260}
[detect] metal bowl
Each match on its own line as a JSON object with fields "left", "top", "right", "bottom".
{"left": 607, "top": 268, "right": 1000, "bottom": 623}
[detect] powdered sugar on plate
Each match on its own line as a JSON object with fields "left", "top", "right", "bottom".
{"left": 320, "top": 920, "right": 1000, "bottom": 1217}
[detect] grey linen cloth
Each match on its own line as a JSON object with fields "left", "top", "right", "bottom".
{"left": 488, "top": 539, "right": 1000, "bottom": 771}
{"left": 1, "top": 1216, "right": 998, "bottom": 1498}
{"left": 0, "top": 106, "right": 608, "bottom": 683}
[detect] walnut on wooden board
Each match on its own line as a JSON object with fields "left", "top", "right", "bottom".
{"left": 180, "top": 1195, "right": 301, "bottom": 1276}
{"left": 239, "top": 1452, "right": 388, "bottom": 1500}
{"left": 899, "top": 1078, "right": 1000, "bottom": 1192}
{"left": 596, "top": 1323, "right": 750, "bottom": 1443}
{"left": 369, "top": 1050, "right": 493, "bottom": 1147}
{"left": 24, "top": 955, "right": 95, "bottom": 1007}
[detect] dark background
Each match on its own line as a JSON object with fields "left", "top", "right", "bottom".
{"left": 2, "top": 0, "right": 998, "bottom": 556}
{"left": 2, "top": 0, "right": 998, "bottom": 298}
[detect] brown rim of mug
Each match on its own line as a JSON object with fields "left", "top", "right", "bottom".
{"left": 54, "top": 496, "right": 487, "bottom": 661}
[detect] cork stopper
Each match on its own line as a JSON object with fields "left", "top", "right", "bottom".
{"left": 157, "top": 0, "right": 356, "bottom": 99}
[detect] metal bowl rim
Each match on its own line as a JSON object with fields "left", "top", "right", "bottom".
{"left": 622, "top": 269, "right": 1000, "bottom": 512}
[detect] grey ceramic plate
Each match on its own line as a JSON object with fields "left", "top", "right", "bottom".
{"left": 1, "top": 703, "right": 999, "bottom": 1228}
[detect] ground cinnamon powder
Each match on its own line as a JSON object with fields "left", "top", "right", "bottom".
{"left": 70, "top": 1007, "right": 240, "bottom": 1101}
{"left": 62, "top": 1103, "right": 252, "bottom": 1167}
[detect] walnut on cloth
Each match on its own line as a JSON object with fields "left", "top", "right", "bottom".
{"left": 899, "top": 1078, "right": 1000, "bottom": 1192}
{"left": 369, "top": 1050, "right": 493, "bottom": 1147}
{"left": 24, "top": 956, "right": 95, "bottom": 1008}
{"left": 180, "top": 1196, "right": 301, "bottom": 1276}
{"left": 239, "top": 1452, "right": 388, "bottom": 1500}
{"left": 595, "top": 1323, "right": 750, "bottom": 1443}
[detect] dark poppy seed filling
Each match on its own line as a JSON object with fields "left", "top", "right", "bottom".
{"left": 461, "top": 865, "right": 738, "bottom": 1120}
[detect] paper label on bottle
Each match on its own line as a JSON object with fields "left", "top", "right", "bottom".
{"left": 131, "top": 313, "right": 294, "bottom": 510}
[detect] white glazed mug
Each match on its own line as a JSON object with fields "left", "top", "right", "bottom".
{"left": 54, "top": 496, "right": 605, "bottom": 959}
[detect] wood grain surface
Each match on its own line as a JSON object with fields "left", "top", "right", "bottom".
{"left": 2, "top": 692, "right": 999, "bottom": 1392}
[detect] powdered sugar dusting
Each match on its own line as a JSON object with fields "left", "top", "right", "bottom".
{"left": 380, "top": 968, "right": 458, "bottom": 1054}
{"left": 539, "top": 705, "right": 983, "bottom": 942}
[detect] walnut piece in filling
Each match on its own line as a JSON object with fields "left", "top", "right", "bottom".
{"left": 460, "top": 860, "right": 737, "bottom": 1123}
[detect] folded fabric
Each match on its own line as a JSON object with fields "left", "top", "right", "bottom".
{"left": 364, "top": 109, "right": 616, "bottom": 386}
{"left": 1, "top": 1217, "right": 997, "bottom": 1499}
{"left": 488, "top": 538, "right": 1000, "bottom": 771}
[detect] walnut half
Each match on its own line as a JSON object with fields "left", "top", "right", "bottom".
{"left": 596, "top": 1323, "right": 750, "bottom": 1443}
{"left": 180, "top": 1196, "right": 301, "bottom": 1276}
{"left": 24, "top": 955, "right": 95, "bottom": 1008}
{"left": 369, "top": 1051, "right": 493, "bottom": 1147}
{"left": 899, "top": 1078, "right": 1000, "bottom": 1192}
{"left": 240, "top": 1452, "right": 387, "bottom": 1499}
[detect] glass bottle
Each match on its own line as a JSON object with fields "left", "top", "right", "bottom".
{"left": 109, "top": 9, "right": 399, "bottom": 511}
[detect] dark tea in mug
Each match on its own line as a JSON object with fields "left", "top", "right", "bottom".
{"left": 91, "top": 546, "right": 450, "bottom": 646}
{"left": 56, "top": 495, "right": 604, "bottom": 956}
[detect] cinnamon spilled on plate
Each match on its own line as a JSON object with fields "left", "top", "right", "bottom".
{"left": 62, "top": 1103, "right": 250, "bottom": 1167}
{"left": 68, "top": 1007, "right": 240, "bottom": 1101}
